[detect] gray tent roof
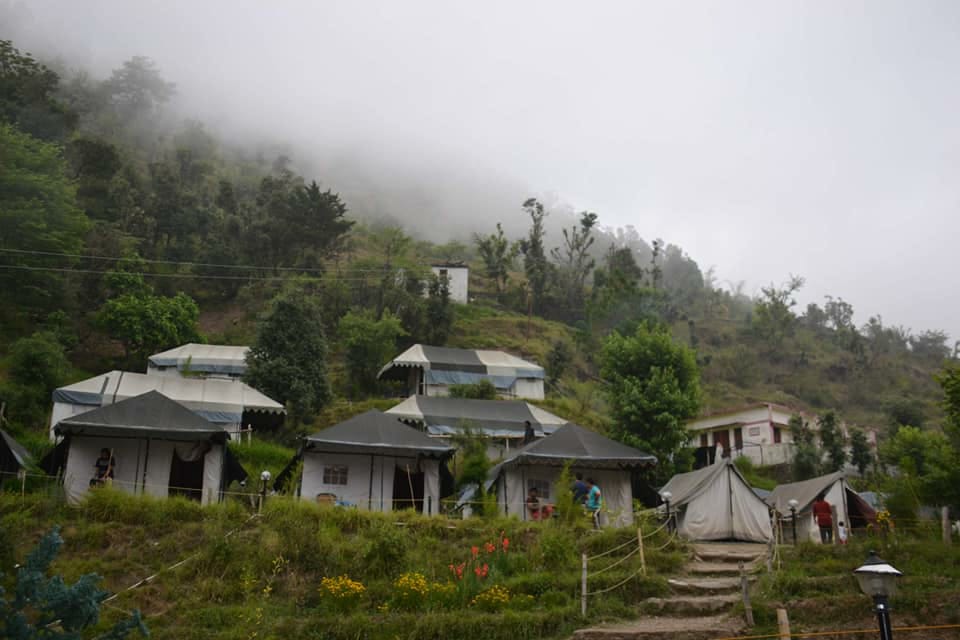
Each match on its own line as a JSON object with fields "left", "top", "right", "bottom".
{"left": 305, "top": 410, "right": 455, "bottom": 458}
{"left": 148, "top": 343, "right": 250, "bottom": 375}
{"left": 484, "top": 424, "right": 656, "bottom": 490}
{"left": 659, "top": 459, "right": 754, "bottom": 507}
{"left": 767, "top": 471, "right": 845, "bottom": 515}
{"left": 0, "top": 428, "right": 33, "bottom": 472}
{"left": 56, "top": 391, "right": 227, "bottom": 441}
{"left": 378, "top": 344, "right": 544, "bottom": 384}
{"left": 386, "top": 395, "right": 566, "bottom": 437}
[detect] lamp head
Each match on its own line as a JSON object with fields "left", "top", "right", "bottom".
{"left": 853, "top": 550, "right": 903, "bottom": 599}
{"left": 787, "top": 498, "right": 799, "bottom": 510}
{"left": 260, "top": 470, "right": 272, "bottom": 482}
{"left": 660, "top": 491, "right": 672, "bottom": 502}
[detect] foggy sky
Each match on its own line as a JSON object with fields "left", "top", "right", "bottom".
{"left": 5, "top": 0, "right": 960, "bottom": 340}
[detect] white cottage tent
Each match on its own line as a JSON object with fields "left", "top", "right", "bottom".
{"left": 50, "top": 370, "right": 284, "bottom": 439}
{"left": 386, "top": 395, "right": 567, "bottom": 460}
{"left": 277, "top": 410, "right": 454, "bottom": 515}
{"left": 768, "top": 471, "right": 876, "bottom": 542}
{"left": 147, "top": 343, "right": 250, "bottom": 379}
{"left": 378, "top": 344, "right": 545, "bottom": 399}
{"left": 659, "top": 459, "right": 773, "bottom": 542}
{"left": 53, "top": 391, "right": 248, "bottom": 505}
{"left": 484, "top": 423, "right": 657, "bottom": 526}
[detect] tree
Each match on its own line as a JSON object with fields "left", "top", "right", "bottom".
{"left": 279, "top": 181, "right": 353, "bottom": 266}
{"left": 937, "top": 364, "right": 960, "bottom": 446}
{"left": 0, "top": 123, "right": 89, "bottom": 314}
{"left": 545, "top": 340, "right": 572, "bottom": 387}
{"left": 106, "top": 56, "right": 175, "bottom": 120}
{"left": 449, "top": 379, "right": 498, "bottom": 400}
{"left": 97, "top": 287, "right": 201, "bottom": 367}
{"left": 0, "top": 331, "right": 70, "bottom": 428}
{"left": 817, "top": 410, "right": 847, "bottom": 472}
{"left": 517, "top": 198, "right": 550, "bottom": 313}
{"left": 0, "top": 40, "right": 73, "bottom": 141}
{"left": 424, "top": 273, "right": 453, "bottom": 345}
{"left": 599, "top": 323, "right": 701, "bottom": 478}
{"left": 880, "top": 425, "right": 959, "bottom": 510}
{"left": 849, "top": 427, "right": 873, "bottom": 476}
{"left": 338, "top": 309, "right": 406, "bottom": 397}
{"left": 0, "top": 527, "right": 147, "bottom": 640}
{"left": 752, "top": 275, "right": 804, "bottom": 351}
{"left": 789, "top": 414, "right": 820, "bottom": 480}
{"left": 551, "top": 211, "right": 598, "bottom": 312}
{"left": 245, "top": 291, "right": 332, "bottom": 424}
{"left": 474, "top": 223, "right": 518, "bottom": 297}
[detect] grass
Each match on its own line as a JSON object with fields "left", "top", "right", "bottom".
{"left": 0, "top": 488, "right": 682, "bottom": 640}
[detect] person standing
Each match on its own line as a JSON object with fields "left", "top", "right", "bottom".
{"left": 811, "top": 492, "right": 833, "bottom": 543}
{"left": 522, "top": 420, "right": 536, "bottom": 445}
{"left": 91, "top": 448, "right": 115, "bottom": 487}
{"left": 585, "top": 478, "right": 603, "bottom": 529}
{"left": 572, "top": 472, "right": 588, "bottom": 504}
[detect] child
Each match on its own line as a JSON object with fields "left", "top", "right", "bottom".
{"left": 837, "top": 521, "right": 848, "bottom": 545}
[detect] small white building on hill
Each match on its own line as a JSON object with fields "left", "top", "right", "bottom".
{"left": 431, "top": 262, "right": 469, "bottom": 304}
{"left": 685, "top": 403, "right": 813, "bottom": 466}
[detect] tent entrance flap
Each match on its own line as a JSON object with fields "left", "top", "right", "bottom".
{"left": 392, "top": 464, "right": 424, "bottom": 512}
{"left": 169, "top": 450, "right": 204, "bottom": 501}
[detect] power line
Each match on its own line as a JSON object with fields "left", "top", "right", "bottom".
{"left": 0, "top": 248, "right": 443, "bottom": 274}
{"left": 0, "top": 263, "right": 383, "bottom": 283}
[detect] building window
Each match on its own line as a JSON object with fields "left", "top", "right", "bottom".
{"left": 323, "top": 465, "right": 349, "bottom": 485}
{"left": 527, "top": 478, "right": 551, "bottom": 500}
{"left": 699, "top": 433, "right": 708, "bottom": 447}
{"left": 773, "top": 427, "right": 782, "bottom": 444}
{"left": 439, "top": 269, "right": 448, "bottom": 278}
{"left": 734, "top": 427, "right": 743, "bottom": 451}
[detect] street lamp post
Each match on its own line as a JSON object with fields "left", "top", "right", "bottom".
{"left": 258, "top": 470, "right": 272, "bottom": 514}
{"left": 854, "top": 550, "right": 903, "bottom": 640}
{"left": 787, "top": 499, "right": 799, "bottom": 545}
{"left": 661, "top": 491, "right": 673, "bottom": 532}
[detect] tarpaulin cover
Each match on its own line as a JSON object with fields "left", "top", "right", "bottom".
{"left": 378, "top": 344, "right": 544, "bottom": 380}
{"left": 148, "top": 343, "right": 250, "bottom": 375}
{"left": 659, "top": 458, "right": 773, "bottom": 542}
{"left": 305, "top": 410, "right": 454, "bottom": 458}
{"left": 386, "top": 395, "right": 566, "bottom": 435}
{"left": 56, "top": 391, "right": 228, "bottom": 441}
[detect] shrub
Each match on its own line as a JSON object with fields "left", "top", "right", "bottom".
{"left": 471, "top": 585, "right": 512, "bottom": 612}
{"left": 318, "top": 575, "right": 366, "bottom": 613}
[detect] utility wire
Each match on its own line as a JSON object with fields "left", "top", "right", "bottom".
{"left": 0, "top": 263, "right": 384, "bottom": 282}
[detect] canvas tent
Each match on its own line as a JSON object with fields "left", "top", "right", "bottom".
{"left": 54, "top": 391, "right": 248, "bottom": 505}
{"left": 386, "top": 395, "right": 568, "bottom": 459}
{"left": 279, "top": 410, "right": 454, "bottom": 515}
{"left": 50, "top": 370, "right": 284, "bottom": 439}
{"left": 148, "top": 343, "right": 250, "bottom": 379}
{"left": 768, "top": 471, "right": 876, "bottom": 542}
{"left": 0, "top": 428, "right": 33, "bottom": 477}
{"left": 485, "top": 423, "right": 657, "bottom": 526}
{"left": 659, "top": 458, "right": 773, "bottom": 542}
{"left": 378, "top": 344, "right": 545, "bottom": 399}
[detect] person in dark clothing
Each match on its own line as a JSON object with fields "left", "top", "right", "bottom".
{"left": 91, "top": 448, "right": 115, "bottom": 487}
{"left": 522, "top": 420, "right": 536, "bottom": 445}
{"left": 811, "top": 492, "right": 833, "bottom": 543}
{"left": 572, "top": 472, "right": 589, "bottom": 504}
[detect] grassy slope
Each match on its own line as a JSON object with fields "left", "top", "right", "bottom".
{"left": 1, "top": 491, "right": 682, "bottom": 640}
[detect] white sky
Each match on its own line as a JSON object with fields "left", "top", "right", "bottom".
{"left": 5, "top": 0, "right": 959, "bottom": 339}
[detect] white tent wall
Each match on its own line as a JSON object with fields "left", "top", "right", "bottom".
{"left": 509, "top": 378, "right": 545, "bottom": 400}
{"left": 729, "top": 474, "right": 775, "bottom": 541}
{"left": 143, "top": 440, "right": 174, "bottom": 499}
{"left": 63, "top": 436, "right": 144, "bottom": 504}
{"left": 300, "top": 452, "right": 441, "bottom": 513}
{"left": 50, "top": 403, "right": 93, "bottom": 439}
{"left": 676, "top": 465, "right": 733, "bottom": 540}
{"left": 497, "top": 465, "right": 634, "bottom": 526}
{"left": 203, "top": 445, "right": 224, "bottom": 506}
{"left": 794, "top": 478, "right": 849, "bottom": 543}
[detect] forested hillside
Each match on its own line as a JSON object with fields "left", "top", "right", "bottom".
{"left": 1, "top": 37, "right": 957, "bottom": 480}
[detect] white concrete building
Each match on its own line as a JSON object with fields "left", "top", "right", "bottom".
{"left": 686, "top": 403, "right": 813, "bottom": 466}
{"left": 431, "top": 262, "right": 469, "bottom": 304}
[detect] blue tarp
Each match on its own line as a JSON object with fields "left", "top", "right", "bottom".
{"left": 424, "top": 370, "right": 517, "bottom": 389}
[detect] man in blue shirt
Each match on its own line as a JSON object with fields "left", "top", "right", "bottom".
{"left": 585, "top": 478, "right": 603, "bottom": 529}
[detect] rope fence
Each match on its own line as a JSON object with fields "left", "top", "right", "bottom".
{"left": 711, "top": 624, "right": 960, "bottom": 640}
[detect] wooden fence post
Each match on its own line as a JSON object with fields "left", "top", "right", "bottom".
{"left": 777, "top": 608, "right": 792, "bottom": 640}
{"left": 740, "top": 561, "right": 754, "bottom": 627}
{"left": 581, "top": 553, "right": 588, "bottom": 617}
{"left": 943, "top": 506, "right": 952, "bottom": 544}
{"left": 637, "top": 526, "right": 647, "bottom": 577}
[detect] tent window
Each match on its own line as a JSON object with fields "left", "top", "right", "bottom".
{"left": 528, "top": 478, "right": 551, "bottom": 500}
{"left": 323, "top": 465, "right": 349, "bottom": 485}
{"left": 773, "top": 427, "right": 782, "bottom": 444}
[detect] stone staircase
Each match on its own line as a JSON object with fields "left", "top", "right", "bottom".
{"left": 573, "top": 542, "right": 766, "bottom": 640}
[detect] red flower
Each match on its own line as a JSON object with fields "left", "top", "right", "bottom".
{"left": 484, "top": 542, "right": 496, "bottom": 554}
{"left": 501, "top": 537, "right": 510, "bottom": 552}
{"left": 474, "top": 563, "right": 489, "bottom": 579}
{"left": 471, "top": 545, "right": 479, "bottom": 558}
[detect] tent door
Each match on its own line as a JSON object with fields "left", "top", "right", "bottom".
{"left": 169, "top": 450, "right": 204, "bottom": 501}
{"left": 392, "top": 465, "right": 424, "bottom": 512}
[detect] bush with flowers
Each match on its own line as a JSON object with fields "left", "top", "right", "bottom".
{"left": 471, "top": 584, "right": 512, "bottom": 612}
{"left": 319, "top": 575, "right": 366, "bottom": 612}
